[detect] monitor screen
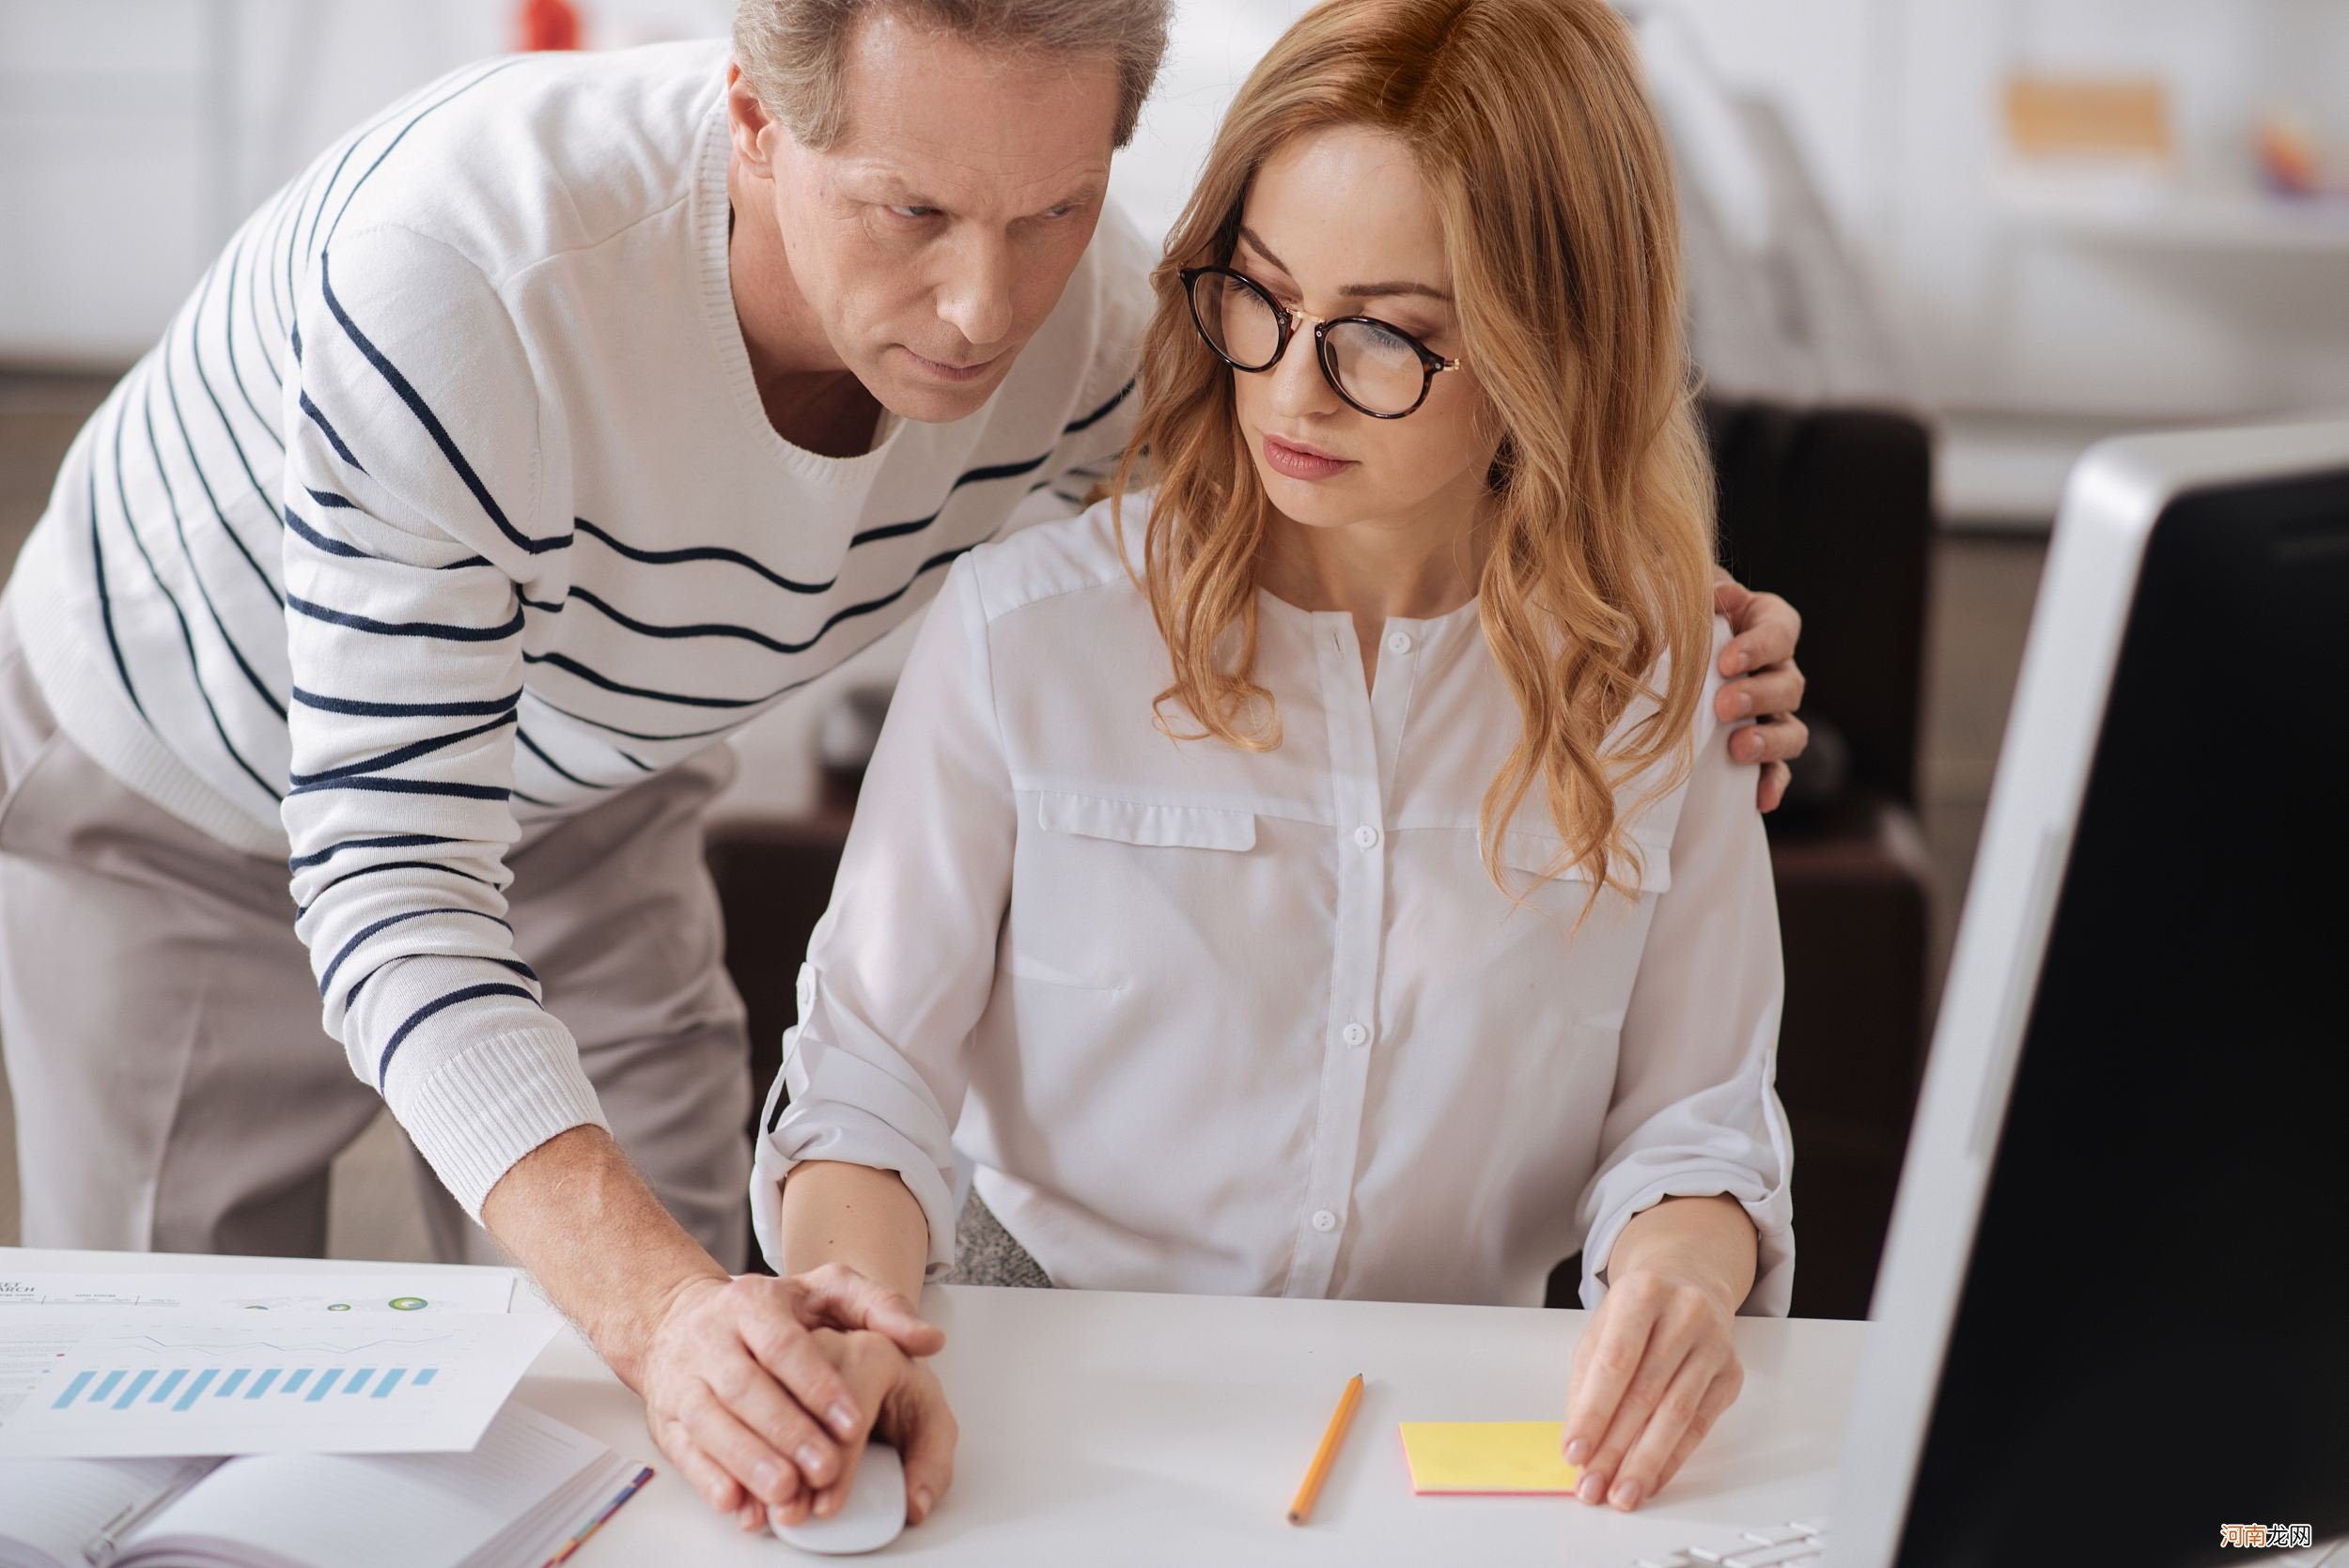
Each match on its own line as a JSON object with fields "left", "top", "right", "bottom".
{"left": 1892, "top": 464, "right": 2349, "bottom": 1566}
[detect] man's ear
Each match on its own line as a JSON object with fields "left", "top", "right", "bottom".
{"left": 725, "top": 63, "right": 780, "bottom": 180}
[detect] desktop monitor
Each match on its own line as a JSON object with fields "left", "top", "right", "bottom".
{"left": 1827, "top": 415, "right": 2349, "bottom": 1568}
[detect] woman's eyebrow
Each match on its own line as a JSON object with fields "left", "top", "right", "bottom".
{"left": 1236, "top": 225, "right": 1454, "bottom": 303}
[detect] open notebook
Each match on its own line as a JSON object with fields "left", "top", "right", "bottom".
{"left": 0, "top": 1404, "right": 647, "bottom": 1568}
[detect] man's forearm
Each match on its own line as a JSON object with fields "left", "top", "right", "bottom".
{"left": 773, "top": 1160, "right": 930, "bottom": 1304}
{"left": 1603, "top": 1193, "right": 1759, "bottom": 1314}
{"left": 479, "top": 1124, "right": 726, "bottom": 1389}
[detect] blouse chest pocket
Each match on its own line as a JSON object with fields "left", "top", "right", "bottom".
{"left": 1471, "top": 827, "right": 1673, "bottom": 1034}
{"left": 1494, "top": 829, "right": 1672, "bottom": 895}
{"left": 1005, "top": 791, "right": 1261, "bottom": 992}
{"left": 1034, "top": 791, "right": 1258, "bottom": 852}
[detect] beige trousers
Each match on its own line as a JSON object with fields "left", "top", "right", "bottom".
{"left": 0, "top": 594, "right": 751, "bottom": 1265}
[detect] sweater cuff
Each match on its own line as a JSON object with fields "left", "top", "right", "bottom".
{"left": 388, "top": 1024, "right": 610, "bottom": 1221}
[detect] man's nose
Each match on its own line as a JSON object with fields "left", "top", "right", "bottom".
{"left": 934, "top": 230, "right": 1016, "bottom": 351}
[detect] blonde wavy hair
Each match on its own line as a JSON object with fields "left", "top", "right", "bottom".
{"left": 1112, "top": 0, "right": 1718, "bottom": 919}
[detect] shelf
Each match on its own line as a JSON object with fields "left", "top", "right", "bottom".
{"left": 1999, "top": 183, "right": 2349, "bottom": 255}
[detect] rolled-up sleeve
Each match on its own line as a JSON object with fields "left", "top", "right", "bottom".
{"left": 750, "top": 555, "right": 1014, "bottom": 1280}
{"left": 1575, "top": 620, "right": 1797, "bottom": 1316}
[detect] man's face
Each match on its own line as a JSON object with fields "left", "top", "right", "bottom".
{"left": 749, "top": 12, "right": 1122, "bottom": 423}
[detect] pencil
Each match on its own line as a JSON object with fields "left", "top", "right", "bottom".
{"left": 1286, "top": 1373, "right": 1365, "bottom": 1525}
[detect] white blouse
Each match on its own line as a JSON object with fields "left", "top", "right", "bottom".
{"left": 751, "top": 492, "right": 1796, "bottom": 1313}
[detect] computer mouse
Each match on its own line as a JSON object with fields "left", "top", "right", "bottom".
{"left": 772, "top": 1440, "right": 908, "bottom": 1556}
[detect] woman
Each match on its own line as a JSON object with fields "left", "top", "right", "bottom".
{"left": 753, "top": 0, "right": 1792, "bottom": 1532}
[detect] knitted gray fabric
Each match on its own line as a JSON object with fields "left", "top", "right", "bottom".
{"left": 941, "top": 1187, "right": 1056, "bottom": 1289}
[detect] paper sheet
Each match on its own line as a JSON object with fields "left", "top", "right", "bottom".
{"left": 0, "top": 1308, "right": 559, "bottom": 1459}
{"left": 1397, "top": 1421, "right": 1585, "bottom": 1495}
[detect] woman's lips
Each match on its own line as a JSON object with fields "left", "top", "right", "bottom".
{"left": 1263, "top": 434, "right": 1357, "bottom": 481}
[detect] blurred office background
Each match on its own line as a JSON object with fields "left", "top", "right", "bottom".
{"left": 2, "top": 1, "right": 2343, "bottom": 1299}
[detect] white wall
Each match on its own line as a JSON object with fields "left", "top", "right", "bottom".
{"left": 1670, "top": 0, "right": 2349, "bottom": 419}
{"left": 1905, "top": 0, "right": 2349, "bottom": 417}
{"left": 1648, "top": 0, "right": 1898, "bottom": 257}
{"left": 0, "top": 1, "right": 222, "bottom": 364}
{"left": 0, "top": 0, "right": 734, "bottom": 363}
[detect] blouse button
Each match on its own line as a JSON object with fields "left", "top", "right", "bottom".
{"left": 1312, "top": 1209, "right": 1339, "bottom": 1234}
{"left": 1353, "top": 824, "right": 1380, "bottom": 849}
{"left": 1386, "top": 631, "right": 1414, "bottom": 655}
{"left": 1342, "top": 1021, "right": 1370, "bottom": 1047}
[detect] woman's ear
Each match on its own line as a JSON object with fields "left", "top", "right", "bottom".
{"left": 724, "top": 64, "right": 780, "bottom": 180}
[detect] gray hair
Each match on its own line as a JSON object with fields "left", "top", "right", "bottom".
{"left": 733, "top": 0, "right": 1173, "bottom": 150}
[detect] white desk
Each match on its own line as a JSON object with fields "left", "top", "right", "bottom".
{"left": 6, "top": 1248, "right": 1868, "bottom": 1565}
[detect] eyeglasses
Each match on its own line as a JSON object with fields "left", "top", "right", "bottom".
{"left": 1179, "top": 264, "right": 1465, "bottom": 419}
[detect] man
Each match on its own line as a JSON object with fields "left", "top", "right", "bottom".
{"left": 0, "top": 0, "right": 1811, "bottom": 1532}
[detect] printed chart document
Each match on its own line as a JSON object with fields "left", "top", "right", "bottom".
{"left": 0, "top": 1271, "right": 517, "bottom": 1315}
{"left": 0, "top": 1403, "right": 650, "bottom": 1568}
{"left": 0, "top": 1310, "right": 560, "bottom": 1459}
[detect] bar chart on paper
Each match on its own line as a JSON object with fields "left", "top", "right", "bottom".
{"left": 46, "top": 1359, "right": 446, "bottom": 1412}
{"left": 0, "top": 1311, "right": 558, "bottom": 1459}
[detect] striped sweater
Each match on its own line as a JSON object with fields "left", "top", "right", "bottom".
{"left": 9, "top": 39, "right": 1146, "bottom": 1217}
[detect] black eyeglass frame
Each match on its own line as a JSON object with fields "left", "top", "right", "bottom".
{"left": 1177, "top": 264, "right": 1465, "bottom": 420}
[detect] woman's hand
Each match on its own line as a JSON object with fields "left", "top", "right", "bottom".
{"left": 1712, "top": 568, "right": 1810, "bottom": 813}
{"left": 765, "top": 1327, "right": 958, "bottom": 1533}
{"left": 1559, "top": 1257, "right": 1747, "bottom": 1513}
{"left": 636, "top": 1264, "right": 944, "bottom": 1529}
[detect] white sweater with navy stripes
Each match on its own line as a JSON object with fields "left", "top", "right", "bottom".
{"left": 10, "top": 40, "right": 1146, "bottom": 1218}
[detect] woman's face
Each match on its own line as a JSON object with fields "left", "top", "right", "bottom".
{"left": 1223, "top": 125, "right": 1501, "bottom": 537}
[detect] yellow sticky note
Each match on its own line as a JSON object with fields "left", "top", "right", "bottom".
{"left": 1397, "top": 1421, "right": 1583, "bottom": 1495}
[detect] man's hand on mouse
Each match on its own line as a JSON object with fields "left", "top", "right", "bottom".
{"left": 633, "top": 1263, "right": 945, "bottom": 1530}
{"left": 765, "top": 1327, "right": 957, "bottom": 1534}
